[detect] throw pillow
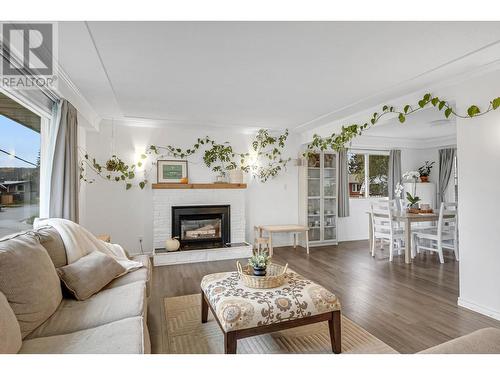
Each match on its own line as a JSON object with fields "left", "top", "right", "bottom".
{"left": 57, "top": 251, "right": 126, "bottom": 301}
{"left": 0, "top": 232, "right": 63, "bottom": 338}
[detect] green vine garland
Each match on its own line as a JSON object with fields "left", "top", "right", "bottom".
{"left": 304, "top": 93, "right": 500, "bottom": 156}
{"left": 80, "top": 93, "right": 500, "bottom": 190}
{"left": 79, "top": 129, "right": 291, "bottom": 189}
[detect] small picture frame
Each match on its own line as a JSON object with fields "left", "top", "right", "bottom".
{"left": 157, "top": 160, "right": 188, "bottom": 183}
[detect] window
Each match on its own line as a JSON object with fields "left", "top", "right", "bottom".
{"left": 348, "top": 151, "right": 389, "bottom": 198}
{"left": 0, "top": 92, "right": 41, "bottom": 238}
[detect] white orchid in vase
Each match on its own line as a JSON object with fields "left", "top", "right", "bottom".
{"left": 395, "top": 170, "right": 420, "bottom": 209}
{"left": 394, "top": 182, "right": 404, "bottom": 197}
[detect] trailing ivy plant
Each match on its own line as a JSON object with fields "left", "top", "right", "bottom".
{"left": 80, "top": 93, "right": 500, "bottom": 190}
{"left": 79, "top": 128, "right": 291, "bottom": 189}
{"left": 79, "top": 154, "right": 148, "bottom": 190}
{"left": 247, "top": 129, "right": 291, "bottom": 181}
{"left": 304, "top": 93, "right": 500, "bottom": 156}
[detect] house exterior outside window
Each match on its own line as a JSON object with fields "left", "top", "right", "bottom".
{"left": 348, "top": 150, "right": 389, "bottom": 198}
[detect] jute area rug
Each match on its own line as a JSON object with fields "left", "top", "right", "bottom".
{"left": 163, "top": 294, "right": 398, "bottom": 354}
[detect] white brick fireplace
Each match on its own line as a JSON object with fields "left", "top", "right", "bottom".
{"left": 152, "top": 187, "right": 251, "bottom": 265}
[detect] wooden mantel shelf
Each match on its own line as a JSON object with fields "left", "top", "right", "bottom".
{"left": 152, "top": 183, "right": 247, "bottom": 189}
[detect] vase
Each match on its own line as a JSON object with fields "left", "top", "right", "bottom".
{"left": 228, "top": 169, "right": 244, "bottom": 184}
{"left": 165, "top": 238, "right": 180, "bottom": 252}
{"left": 214, "top": 174, "right": 226, "bottom": 184}
{"left": 252, "top": 266, "right": 266, "bottom": 276}
{"left": 420, "top": 176, "right": 429, "bottom": 183}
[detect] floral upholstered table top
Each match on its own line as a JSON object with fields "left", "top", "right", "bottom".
{"left": 201, "top": 270, "right": 341, "bottom": 332}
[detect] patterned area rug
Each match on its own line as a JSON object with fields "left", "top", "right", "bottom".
{"left": 164, "top": 294, "right": 398, "bottom": 354}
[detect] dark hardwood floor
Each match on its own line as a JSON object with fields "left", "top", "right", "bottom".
{"left": 148, "top": 240, "right": 500, "bottom": 354}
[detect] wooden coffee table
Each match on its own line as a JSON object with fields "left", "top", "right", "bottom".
{"left": 200, "top": 270, "right": 341, "bottom": 354}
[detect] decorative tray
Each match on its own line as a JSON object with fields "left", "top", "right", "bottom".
{"left": 236, "top": 261, "right": 288, "bottom": 289}
{"left": 407, "top": 208, "right": 434, "bottom": 214}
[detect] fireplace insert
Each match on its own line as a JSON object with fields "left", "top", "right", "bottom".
{"left": 172, "top": 205, "right": 230, "bottom": 250}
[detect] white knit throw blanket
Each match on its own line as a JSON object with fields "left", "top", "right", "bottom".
{"left": 35, "top": 218, "right": 143, "bottom": 272}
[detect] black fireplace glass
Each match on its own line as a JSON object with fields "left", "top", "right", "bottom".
{"left": 172, "top": 205, "right": 230, "bottom": 250}
{"left": 181, "top": 218, "right": 222, "bottom": 240}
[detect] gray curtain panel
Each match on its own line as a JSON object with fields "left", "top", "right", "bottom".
{"left": 388, "top": 149, "right": 401, "bottom": 200}
{"left": 438, "top": 148, "right": 456, "bottom": 203}
{"left": 49, "top": 100, "right": 79, "bottom": 222}
{"left": 337, "top": 149, "right": 350, "bottom": 217}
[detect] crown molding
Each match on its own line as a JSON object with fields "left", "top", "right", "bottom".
{"left": 54, "top": 63, "right": 101, "bottom": 129}
{"left": 98, "top": 116, "right": 289, "bottom": 135}
{"left": 349, "top": 134, "right": 457, "bottom": 150}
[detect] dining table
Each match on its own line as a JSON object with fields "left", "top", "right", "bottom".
{"left": 366, "top": 210, "right": 455, "bottom": 264}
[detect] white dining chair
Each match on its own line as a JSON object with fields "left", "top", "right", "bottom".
{"left": 412, "top": 202, "right": 458, "bottom": 263}
{"left": 370, "top": 200, "right": 405, "bottom": 261}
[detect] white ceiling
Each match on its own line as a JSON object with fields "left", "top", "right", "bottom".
{"left": 57, "top": 21, "right": 500, "bottom": 133}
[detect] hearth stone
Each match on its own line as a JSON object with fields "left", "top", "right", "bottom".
{"left": 153, "top": 242, "right": 252, "bottom": 266}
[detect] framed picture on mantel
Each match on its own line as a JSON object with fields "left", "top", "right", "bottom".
{"left": 157, "top": 160, "right": 188, "bottom": 183}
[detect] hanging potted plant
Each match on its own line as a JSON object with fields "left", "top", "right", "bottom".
{"left": 417, "top": 161, "right": 435, "bottom": 183}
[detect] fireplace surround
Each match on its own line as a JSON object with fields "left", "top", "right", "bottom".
{"left": 172, "top": 205, "right": 230, "bottom": 250}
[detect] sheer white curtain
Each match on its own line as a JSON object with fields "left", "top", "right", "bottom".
{"left": 39, "top": 102, "right": 61, "bottom": 218}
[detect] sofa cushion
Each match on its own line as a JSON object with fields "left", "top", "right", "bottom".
{"left": 36, "top": 226, "right": 67, "bottom": 268}
{"left": 28, "top": 281, "right": 147, "bottom": 339}
{"left": 0, "top": 291, "right": 22, "bottom": 353}
{"left": 57, "top": 251, "right": 127, "bottom": 300}
{"left": 20, "top": 317, "right": 150, "bottom": 354}
{"left": 105, "top": 254, "right": 151, "bottom": 296}
{"left": 419, "top": 328, "right": 500, "bottom": 354}
{"left": 0, "top": 232, "right": 63, "bottom": 338}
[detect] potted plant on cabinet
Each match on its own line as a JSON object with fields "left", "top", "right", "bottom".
{"left": 418, "top": 161, "right": 435, "bottom": 182}
{"left": 248, "top": 252, "right": 270, "bottom": 276}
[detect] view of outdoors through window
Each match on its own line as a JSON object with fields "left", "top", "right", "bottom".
{"left": 0, "top": 93, "right": 41, "bottom": 238}
{"left": 348, "top": 152, "right": 389, "bottom": 198}
{"left": 368, "top": 154, "right": 389, "bottom": 197}
{"left": 348, "top": 153, "right": 365, "bottom": 198}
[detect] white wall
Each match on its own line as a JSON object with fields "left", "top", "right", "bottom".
{"left": 401, "top": 147, "right": 440, "bottom": 185}
{"left": 452, "top": 70, "right": 500, "bottom": 320}
{"left": 337, "top": 198, "right": 373, "bottom": 241}
{"left": 79, "top": 121, "right": 300, "bottom": 254}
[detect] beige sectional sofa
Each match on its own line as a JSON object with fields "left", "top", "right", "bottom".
{"left": 0, "top": 226, "right": 151, "bottom": 354}
{"left": 419, "top": 328, "right": 500, "bottom": 354}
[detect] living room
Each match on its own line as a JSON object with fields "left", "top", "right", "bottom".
{"left": 2, "top": 1, "right": 500, "bottom": 374}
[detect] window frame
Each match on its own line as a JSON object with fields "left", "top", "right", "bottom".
{"left": 348, "top": 149, "right": 390, "bottom": 199}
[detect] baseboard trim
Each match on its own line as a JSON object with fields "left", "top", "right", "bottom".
{"left": 458, "top": 297, "right": 500, "bottom": 321}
